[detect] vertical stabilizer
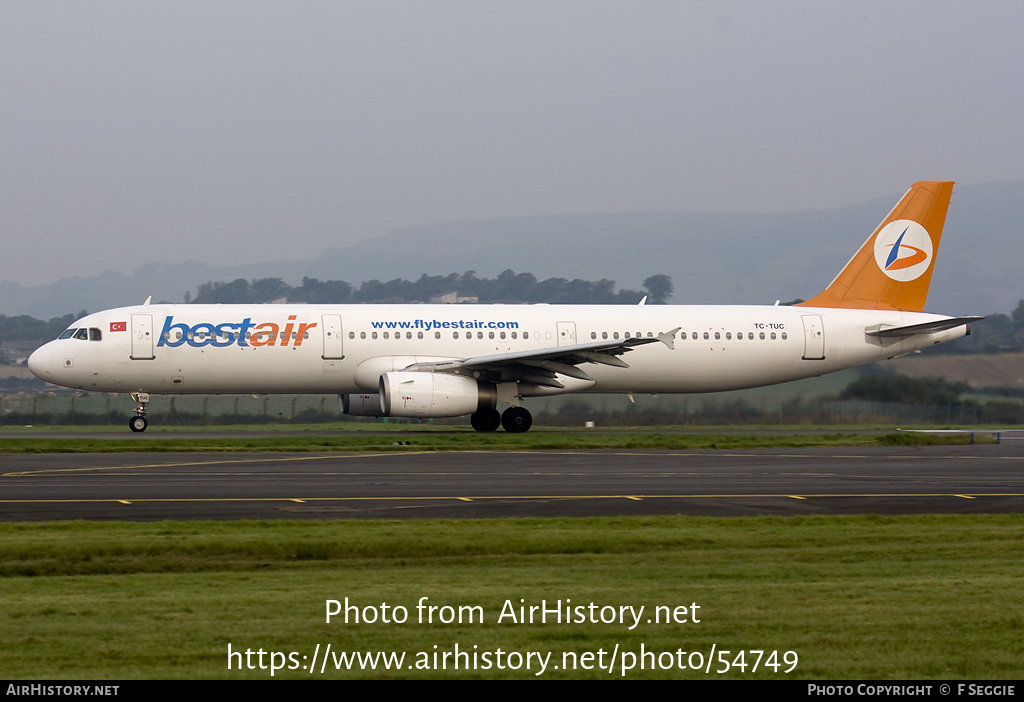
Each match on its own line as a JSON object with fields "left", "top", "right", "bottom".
{"left": 797, "top": 181, "right": 954, "bottom": 312}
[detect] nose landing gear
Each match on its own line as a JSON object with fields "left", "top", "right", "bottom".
{"left": 129, "top": 392, "right": 149, "bottom": 432}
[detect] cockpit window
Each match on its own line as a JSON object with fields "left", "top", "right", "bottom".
{"left": 58, "top": 327, "right": 103, "bottom": 341}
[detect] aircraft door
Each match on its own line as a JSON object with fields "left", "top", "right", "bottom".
{"left": 130, "top": 314, "right": 155, "bottom": 360}
{"left": 801, "top": 315, "right": 825, "bottom": 360}
{"left": 556, "top": 321, "right": 577, "bottom": 347}
{"left": 321, "top": 314, "right": 344, "bottom": 360}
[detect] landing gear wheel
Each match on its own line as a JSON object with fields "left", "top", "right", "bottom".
{"left": 501, "top": 406, "right": 533, "bottom": 433}
{"left": 470, "top": 408, "right": 501, "bottom": 432}
{"left": 128, "top": 392, "right": 150, "bottom": 433}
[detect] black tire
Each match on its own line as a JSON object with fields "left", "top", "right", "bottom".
{"left": 501, "top": 406, "right": 533, "bottom": 433}
{"left": 470, "top": 409, "right": 501, "bottom": 432}
{"left": 129, "top": 416, "right": 148, "bottom": 433}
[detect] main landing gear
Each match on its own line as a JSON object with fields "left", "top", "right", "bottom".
{"left": 470, "top": 406, "right": 533, "bottom": 433}
{"left": 501, "top": 406, "right": 533, "bottom": 433}
{"left": 129, "top": 392, "right": 149, "bottom": 432}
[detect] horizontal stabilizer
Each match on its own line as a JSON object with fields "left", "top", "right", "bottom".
{"left": 865, "top": 316, "right": 983, "bottom": 338}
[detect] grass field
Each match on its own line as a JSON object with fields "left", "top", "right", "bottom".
{"left": 2, "top": 515, "right": 1022, "bottom": 679}
{"left": 0, "top": 428, "right": 994, "bottom": 454}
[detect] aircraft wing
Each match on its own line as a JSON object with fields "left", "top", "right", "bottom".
{"left": 865, "top": 316, "right": 984, "bottom": 338}
{"left": 402, "top": 327, "right": 680, "bottom": 388}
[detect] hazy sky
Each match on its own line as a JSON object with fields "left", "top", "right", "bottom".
{"left": 2, "top": 1, "right": 1022, "bottom": 286}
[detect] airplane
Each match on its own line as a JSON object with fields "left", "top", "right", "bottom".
{"left": 28, "top": 181, "right": 981, "bottom": 433}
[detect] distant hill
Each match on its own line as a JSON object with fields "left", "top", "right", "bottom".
{"left": 879, "top": 352, "right": 1024, "bottom": 391}
{"left": 2, "top": 180, "right": 1022, "bottom": 319}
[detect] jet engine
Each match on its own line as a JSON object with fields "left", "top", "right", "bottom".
{"left": 379, "top": 371, "right": 496, "bottom": 418}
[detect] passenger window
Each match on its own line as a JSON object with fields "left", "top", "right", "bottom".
{"left": 725, "top": 332, "right": 731, "bottom": 340}
{"left": 781, "top": 332, "right": 788, "bottom": 340}
{"left": 703, "top": 332, "right": 709, "bottom": 340}
{"left": 349, "top": 332, "right": 355, "bottom": 339}
{"left": 691, "top": 332, "right": 698, "bottom": 340}
{"left": 759, "top": 332, "right": 765, "bottom": 340}
{"left": 770, "top": 332, "right": 777, "bottom": 340}
{"left": 500, "top": 331, "right": 506, "bottom": 339}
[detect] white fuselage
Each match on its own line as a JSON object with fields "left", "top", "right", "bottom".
{"left": 27, "top": 303, "right": 966, "bottom": 397}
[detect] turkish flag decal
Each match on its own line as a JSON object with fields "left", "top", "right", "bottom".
{"left": 110, "top": 321, "right": 127, "bottom": 332}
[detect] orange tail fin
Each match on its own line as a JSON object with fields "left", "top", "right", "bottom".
{"left": 797, "top": 180, "right": 954, "bottom": 312}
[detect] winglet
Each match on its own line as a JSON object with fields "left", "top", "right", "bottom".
{"left": 797, "top": 181, "right": 954, "bottom": 312}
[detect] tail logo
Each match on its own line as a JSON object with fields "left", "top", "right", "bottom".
{"left": 872, "top": 219, "right": 933, "bottom": 282}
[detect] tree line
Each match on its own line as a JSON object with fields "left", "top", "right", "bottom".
{"left": 929, "top": 299, "right": 1024, "bottom": 354}
{"left": 188, "top": 270, "right": 675, "bottom": 306}
{"left": 0, "top": 311, "right": 84, "bottom": 343}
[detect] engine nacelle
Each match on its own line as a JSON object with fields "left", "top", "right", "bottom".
{"left": 379, "top": 372, "right": 495, "bottom": 418}
{"left": 339, "top": 393, "right": 383, "bottom": 417}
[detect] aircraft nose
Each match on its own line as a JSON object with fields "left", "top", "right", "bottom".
{"left": 27, "top": 343, "right": 55, "bottom": 381}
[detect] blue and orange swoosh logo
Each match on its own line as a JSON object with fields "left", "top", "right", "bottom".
{"left": 884, "top": 226, "right": 928, "bottom": 271}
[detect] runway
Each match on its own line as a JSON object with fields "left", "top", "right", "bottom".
{"left": 2, "top": 443, "right": 1023, "bottom": 521}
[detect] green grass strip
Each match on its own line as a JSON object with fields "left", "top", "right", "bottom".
{"left": 0, "top": 430, "right": 988, "bottom": 454}
{"left": 2, "top": 514, "right": 1021, "bottom": 679}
